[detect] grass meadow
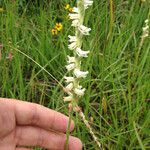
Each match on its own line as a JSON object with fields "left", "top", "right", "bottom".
{"left": 0, "top": 0, "right": 150, "bottom": 149}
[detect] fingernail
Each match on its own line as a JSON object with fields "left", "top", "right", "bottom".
{"left": 69, "top": 137, "right": 82, "bottom": 150}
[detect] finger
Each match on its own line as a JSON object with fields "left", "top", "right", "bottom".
{"left": 0, "top": 98, "right": 74, "bottom": 133}
{"left": 16, "top": 148, "right": 32, "bottom": 150}
{"left": 15, "top": 126, "right": 82, "bottom": 150}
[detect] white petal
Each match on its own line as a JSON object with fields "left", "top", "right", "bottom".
{"left": 65, "top": 63, "right": 75, "bottom": 71}
{"left": 63, "top": 95, "right": 73, "bottom": 102}
{"left": 65, "top": 83, "right": 74, "bottom": 91}
{"left": 145, "top": 19, "right": 149, "bottom": 24}
{"left": 143, "top": 26, "right": 149, "bottom": 32}
{"left": 69, "top": 13, "right": 79, "bottom": 20}
{"left": 73, "top": 7, "right": 79, "bottom": 13}
{"left": 67, "top": 56, "right": 76, "bottom": 63}
{"left": 84, "top": 0, "right": 93, "bottom": 9}
{"left": 74, "top": 69, "right": 88, "bottom": 78}
{"left": 71, "top": 19, "right": 80, "bottom": 27}
{"left": 78, "top": 25, "right": 91, "bottom": 35}
{"left": 84, "top": 0, "right": 93, "bottom": 5}
{"left": 68, "top": 41, "right": 77, "bottom": 50}
{"left": 75, "top": 48, "right": 90, "bottom": 57}
{"left": 78, "top": 85, "right": 83, "bottom": 89}
{"left": 68, "top": 35, "right": 77, "bottom": 42}
{"left": 64, "top": 76, "right": 75, "bottom": 83}
{"left": 142, "top": 34, "right": 149, "bottom": 38}
{"left": 74, "top": 87, "right": 86, "bottom": 96}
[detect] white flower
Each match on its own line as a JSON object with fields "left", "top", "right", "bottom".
{"left": 64, "top": 0, "right": 93, "bottom": 102}
{"left": 73, "top": 7, "right": 79, "bottom": 13}
{"left": 142, "top": 20, "right": 149, "bottom": 38}
{"left": 75, "top": 48, "right": 90, "bottom": 57}
{"left": 74, "top": 68, "right": 88, "bottom": 78}
{"left": 78, "top": 25, "right": 91, "bottom": 35}
{"left": 67, "top": 56, "right": 76, "bottom": 63}
{"left": 65, "top": 83, "right": 74, "bottom": 91}
{"left": 69, "top": 13, "right": 79, "bottom": 20}
{"left": 71, "top": 19, "right": 80, "bottom": 27}
{"left": 68, "top": 41, "right": 77, "bottom": 50}
{"left": 68, "top": 35, "right": 77, "bottom": 50}
{"left": 65, "top": 63, "right": 76, "bottom": 71}
{"left": 64, "top": 76, "right": 75, "bottom": 83}
{"left": 84, "top": 0, "right": 93, "bottom": 9}
{"left": 142, "top": 34, "right": 149, "bottom": 38}
{"left": 63, "top": 95, "right": 73, "bottom": 102}
{"left": 68, "top": 35, "right": 77, "bottom": 42}
{"left": 143, "top": 26, "right": 149, "bottom": 32}
{"left": 74, "top": 86, "right": 86, "bottom": 96}
{"left": 145, "top": 19, "right": 149, "bottom": 24}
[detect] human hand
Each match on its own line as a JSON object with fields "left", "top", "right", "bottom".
{"left": 0, "top": 98, "right": 82, "bottom": 150}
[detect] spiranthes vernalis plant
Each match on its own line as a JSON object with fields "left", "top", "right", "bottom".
{"left": 139, "top": 19, "right": 149, "bottom": 50}
{"left": 63, "top": 0, "right": 102, "bottom": 149}
{"left": 136, "top": 18, "right": 149, "bottom": 65}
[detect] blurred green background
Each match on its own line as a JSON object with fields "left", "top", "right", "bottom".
{"left": 0, "top": 0, "right": 150, "bottom": 149}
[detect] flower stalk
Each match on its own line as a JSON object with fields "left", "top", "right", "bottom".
{"left": 64, "top": 0, "right": 102, "bottom": 149}
{"left": 135, "top": 18, "right": 149, "bottom": 66}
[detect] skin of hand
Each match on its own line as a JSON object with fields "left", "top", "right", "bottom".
{"left": 0, "top": 98, "right": 82, "bottom": 150}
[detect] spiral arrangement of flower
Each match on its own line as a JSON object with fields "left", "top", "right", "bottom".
{"left": 63, "top": 0, "right": 102, "bottom": 149}
{"left": 64, "top": 0, "right": 92, "bottom": 102}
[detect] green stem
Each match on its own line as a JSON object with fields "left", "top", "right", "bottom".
{"left": 65, "top": 107, "right": 73, "bottom": 150}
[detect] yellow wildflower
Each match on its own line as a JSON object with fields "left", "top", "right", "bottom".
{"left": 64, "top": 4, "right": 70, "bottom": 10}
{"left": 55, "top": 23, "right": 63, "bottom": 31}
{"left": 69, "top": 7, "right": 73, "bottom": 13}
{"left": 0, "top": 8, "right": 4, "bottom": 13}
{"left": 51, "top": 29, "right": 58, "bottom": 35}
